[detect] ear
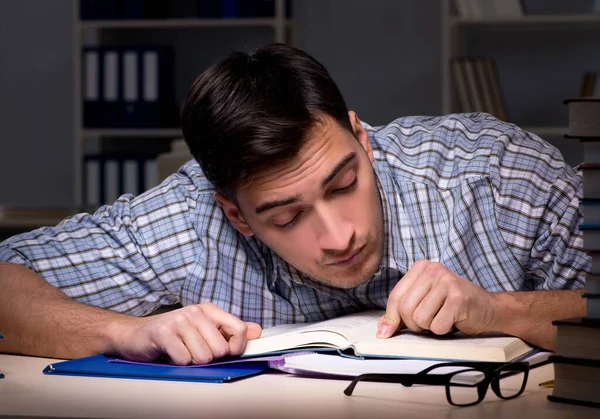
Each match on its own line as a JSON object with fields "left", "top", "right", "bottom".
{"left": 213, "top": 192, "right": 254, "bottom": 237}
{"left": 348, "top": 111, "right": 374, "bottom": 163}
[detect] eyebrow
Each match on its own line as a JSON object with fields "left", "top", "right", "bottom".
{"left": 254, "top": 152, "right": 357, "bottom": 215}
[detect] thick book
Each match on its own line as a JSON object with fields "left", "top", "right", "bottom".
{"left": 548, "top": 355, "right": 600, "bottom": 408}
{"left": 242, "top": 310, "right": 535, "bottom": 362}
{"left": 553, "top": 317, "right": 600, "bottom": 361}
{"left": 564, "top": 97, "right": 600, "bottom": 138}
{"left": 578, "top": 163, "right": 600, "bottom": 200}
{"left": 586, "top": 273, "right": 600, "bottom": 295}
{"left": 585, "top": 293, "right": 600, "bottom": 319}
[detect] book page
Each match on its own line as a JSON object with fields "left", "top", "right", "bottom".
{"left": 353, "top": 330, "right": 532, "bottom": 362}
{"left": 242, "top": 310, "right": 384, "bottom": 356}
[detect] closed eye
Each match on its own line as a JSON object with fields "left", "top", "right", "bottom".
{"left": 332, "top": 177, "right": 357, "bottom": 195}
{"left": 274, "top": 211, "right": 303, "bottom": 229}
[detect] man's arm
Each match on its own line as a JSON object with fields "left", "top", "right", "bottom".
{"left": 493, "top": 288, "right": 585, "bottom": 351}
{"left": 0, "top": 261, "right": 125, "bottom": 358}
{"left": 376, "top": 260, "right": 585, "bottom": 351}
{"left": 0, "top": 263, "right": 262, "bottom": 364}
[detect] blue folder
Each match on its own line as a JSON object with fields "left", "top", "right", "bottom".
{"left": 43, "top": 354, "right": 270, "bottom": 383}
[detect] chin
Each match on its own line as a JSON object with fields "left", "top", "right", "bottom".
{"left": 316, "top": 267, "right": 377, "bottom": 289}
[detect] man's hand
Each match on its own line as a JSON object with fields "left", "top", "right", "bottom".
{"left": 377, "top": 260, "right": 498, "bottom": 338}
{"left": 113, "top": 302, "right": 262, "bottom": 365}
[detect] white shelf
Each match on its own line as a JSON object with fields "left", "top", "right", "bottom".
{"left": 78, "top": 18, "right": 285, "bottom": 30}
{"left": 451, "top": 13, "right": 600, "bottom": 27}
{"left": 81, "top": 128, "right": 182, "bottom": 138}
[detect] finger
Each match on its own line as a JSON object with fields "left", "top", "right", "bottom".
{"left": 429, "top": 301, "right": 458, "bottom": 336}
{"left": 200, "top": 303, "right": 255, "bottom": 355}
{"left": 161, "top": 334, "right": 194, "bottom": 366}
{"left": 393, "top": 280, "right": 433, "bottom": 332}
{"left": 412, "top": 286, "right": 447, "bottom": 331}
{"left": 245, "top": 322, "right": 262, "bottom": 340}
{"left": 177, "top": 322, "right": 215, "bottom": 364}
{"left": 379, "top": 260, "right": 430, "bottom": 338}
{"left": 195, "top": 318, "right": 233, "bottom": 361}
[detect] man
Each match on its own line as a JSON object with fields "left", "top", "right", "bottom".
{"left": 0, "top": 44, "right": 589, "bottom": 365}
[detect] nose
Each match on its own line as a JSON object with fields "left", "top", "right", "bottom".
{"left": 315, "top": 204, "right": 355, "bottom": 252}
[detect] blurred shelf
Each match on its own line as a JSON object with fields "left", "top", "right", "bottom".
{"left": 0, "top": 219, "right": 60, "bottom": 229}
{"left": 521, "top": 126, "right": 568, "bottom": 136}
{"left": 78, "top": 18, "right": 287, "bottom": 30}
{"left": 81, "top": 128, "right": 182, "bottom": 138}
{"left": 451, "top": 13, "right": 600, "bottom": 27}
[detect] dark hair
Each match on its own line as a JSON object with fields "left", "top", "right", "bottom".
{"left": 181, "top": 43, "right": 352, "bottom": 199}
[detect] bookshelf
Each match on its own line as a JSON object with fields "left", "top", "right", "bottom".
{"left": 72, "top": 0, "right": 296, "bottom": 208}
{"left": 441, "top": 0, "right": 600, "bottom": 143}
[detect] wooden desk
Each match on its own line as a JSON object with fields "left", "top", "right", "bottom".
{"left": 0, "top": 354, "right": 596, "bottom": 419}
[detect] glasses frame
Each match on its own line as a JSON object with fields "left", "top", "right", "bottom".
{"left": 343, "top": 361, "right": 530, "bottom": 407}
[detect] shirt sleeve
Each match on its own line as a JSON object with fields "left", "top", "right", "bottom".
{"left": 490, "top": 126, "right": 590, "bottom": 290}
{"left": 0, "top": 163, "right": 209, "bottom": 315}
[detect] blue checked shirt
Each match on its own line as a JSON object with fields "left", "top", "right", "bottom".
{"left": 0, "top": 113, "right": 590, "bottom": 327}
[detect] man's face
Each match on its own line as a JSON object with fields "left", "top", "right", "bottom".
{"left": 219, "top": 112, "right": 383, "bottom": 289}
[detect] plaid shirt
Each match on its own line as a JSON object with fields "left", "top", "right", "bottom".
{"left": 0, "top": 113, "right": 589, "bottom": 327}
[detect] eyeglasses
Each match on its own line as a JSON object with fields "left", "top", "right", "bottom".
{"left": 343, "top": 361, "right": 530, "bottom": 407}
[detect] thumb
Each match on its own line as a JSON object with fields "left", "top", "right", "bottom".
{"left": 245, "top": 322, "right": 262, "bottom": 340}
{"left": 377, "top": 313, "right": 403, "bottom": 339}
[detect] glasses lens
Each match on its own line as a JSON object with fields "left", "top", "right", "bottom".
{"left": 447, "top": 369, "right": 485, "bottom": 406}
{"left": 496, "top": 365, "right": 527, "bottom": 399}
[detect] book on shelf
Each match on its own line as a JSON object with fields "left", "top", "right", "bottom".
{"left": 579, "top": 72, "right": 600, "bottom": 98}
{"left": 453, "top": 0, "right": 523, "bottom": 19}
{"left": 451, "top": 57, "right": 508, "bottom": 121}
{"left": 241, "top": 310, "right": 535, "bottom": 362}
{"left": 547, "top": 355, "right": 600, "bottom": 408}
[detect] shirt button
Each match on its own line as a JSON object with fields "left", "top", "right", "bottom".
{"left": 374, "top": 269, "right": 382, "bottom": 277}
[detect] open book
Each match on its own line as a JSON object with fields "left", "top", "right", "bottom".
{"left": 269, "top": 351, "right": 551, "bottom": 383}
{"left": 243, "top": 310, "right": 535, "bottom": 362}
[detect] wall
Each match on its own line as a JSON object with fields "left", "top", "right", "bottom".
{"left": 296, "top": 0, "right": 442, "bottom": 126}
{"left": 0, "top": 0, "right": 74, "bottom": 207}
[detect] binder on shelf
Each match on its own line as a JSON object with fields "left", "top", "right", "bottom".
{"left": 79, "top": 0, "right": 119, "bottom": 20}
{"left": 80, "top": 0, "right": 168, "bottom": 20}
{"left": 195, "top": 0, "right": 289, "bottom": 19}
{"left": 84, "top": 154, "right": 159, "bottom": 208}
{"left": 82, "top": 48, "right": 102, "bottom": 128}
{"left": 82, "top": 46, "right": 178, "bottom": 129}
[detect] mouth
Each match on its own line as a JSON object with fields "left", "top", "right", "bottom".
{"left": 327, "top": 245, "right": 366, "bottom": 268}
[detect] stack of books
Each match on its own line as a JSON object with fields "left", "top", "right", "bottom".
{"left": 548, "top": 97, "right": 600, "bottom": 408}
